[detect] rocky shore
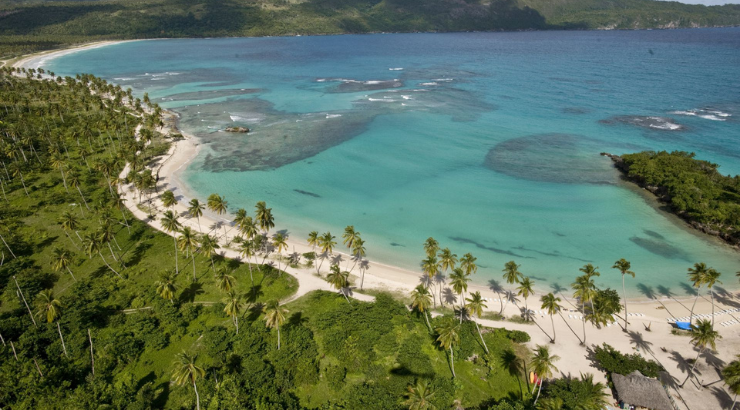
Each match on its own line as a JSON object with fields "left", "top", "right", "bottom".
{"left": 601, "top": 152, "right": 740, "bottom": 249}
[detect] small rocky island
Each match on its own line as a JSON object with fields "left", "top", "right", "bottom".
{"left": 602, "top": 151, "right": 740, "bottom": 248}
{"left": 224, "top": 126, "right": 250, "bottom": 133}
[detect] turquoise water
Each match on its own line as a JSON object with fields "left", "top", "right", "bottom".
{"left": 46, "top": 29, "right": 740, "bottom": 296}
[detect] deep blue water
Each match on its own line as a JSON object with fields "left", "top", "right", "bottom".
{"left": 45, "top": 28, "right": 740, "bottom": 295}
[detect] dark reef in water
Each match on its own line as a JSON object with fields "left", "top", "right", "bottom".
{"left": 484, "top": 133, "right": 618, "bottom": 185}
{"left": 629, "top": 236, "right": 691, "bottom": 261}
{"left": 294, "top": 189, "right": 321, "bottom": 198}
{"left": 449, "top": 236, "right": 530, "bottom": 258}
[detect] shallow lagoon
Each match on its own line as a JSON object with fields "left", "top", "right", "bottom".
{"left": 47, "top": 29, "right": 740, "bottom": 295}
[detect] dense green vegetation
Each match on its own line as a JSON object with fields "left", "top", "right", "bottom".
{"left": 0, "top": 69, "right": 621, "bottom": 409}
{"left": 619, "top": 151, "right": 740, "bottom": 246}
{"left": 592, "top": 343, "right": 664, "bottom": 379}
{"left": 1, "top": 0, "right": 740, "bottom": 59}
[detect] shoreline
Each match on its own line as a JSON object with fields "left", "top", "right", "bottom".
{"left": 12, "top": 41, "right": 738, "bottom": 305}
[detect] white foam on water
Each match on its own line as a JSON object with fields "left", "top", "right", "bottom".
{"left": 698, "top": 114, "right": 725, "bottom": 121}
{"left": 389, "top": 68, "right": 404, "bottom": 71}
{"left": 368, "top": 98, "right": 396, "bottom": 102}
{"left": 326, "top": 114, "right": 342, "bottom": 119}
{"left": 402, "top": 95, "right": 412, "bottom": 100}
{"left": 433, "top": 78, "right": 453, "bottom": 82}
{"left": 420, "top": 82, "right": 438, "bottom": 86}
{"left": 671, "top": 108, "right": 730, "bottom": 121}
{"left": 113, "top": 77, "right": 134, "bottom": 81}
{"left": 649, "top": 122, "right": 681, "bottom": 130}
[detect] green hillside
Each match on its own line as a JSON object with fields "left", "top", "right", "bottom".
{"left": 1, "top": 0, "right": 739, "bottom": 59}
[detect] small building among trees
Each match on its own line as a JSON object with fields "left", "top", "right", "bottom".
{"left": 611, "top": 371, "right": 674, "bottom": 410}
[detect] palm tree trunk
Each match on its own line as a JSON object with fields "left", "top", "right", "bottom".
{"left": 497, "top": 291, "right": 503, "bottom": 315}
{"left": 77, "top": 186, "right": 90, "bottom": 211}
{"left": 342, "top": 289, "right": 351, "bottom": 304}
{"left": 681, "top": 348, "right": 704, "bottom": 387}
{"left": 107, "top": 242, "right": 119, "bottom": 262}
{"left": 191, "top": 254, "right": 197, "bottom": 282}
{"left": 550, "top": 314, "right": 556, "bottom": 343}
{"left": 449, "top": 347, "right": 456, "bottom": 378}
{"left": 247, "top": 262, "right": 253, "bottom": 284}
{"left": 193, "top": 381, "right": 201, "bottom": 410}
{"left": 582, "top": 315, "right": 587, "bottom": 345}
{"left": 475, "top": 321, "right": 489, "bottom": 354}
{"left": 210, "top": 256, "right": 215, "bottom": 273}
{"left": 622, "top": 274, "right": 628, "bottom": 331}
{"left": 64, "top": 231, "right": 80, "bottom": 249}
{"left": 1, "top": 177, "right": 8, "bottom": 202}
{"left": 730, "top": 393, "right": 737, "bottom": 410}
{"left": 534, "top": 380, "right": 544, "bottom": 406}
{"left": 710, "top": 290, "right": 715, "bottom": 329}
{"left": 173, "top": 236, "right": 179, "bottom": 275}
{"left": 88, "top": 329, "right": 95, "bottom": 376}
{"left": 361, "top": 268, "right": 365, "bottom": 290}
{"left": 689, "top": 289, "right": 700, "bottom": 327}
{"left": 459, "top": 291, "right": 465, "bottom": 324}
{"left": 19, "top": 172, "right": 29, "bottom": 197}
{"left": 0, "top": 233, "right": 17, "bottom": 258}
{"left": 66, "top": 266, "right": 76, "bottom": 281}
{"left": 57, "top": 322, "right": 68, "bottom": 357}
{"left": 13, "top": 276, "right": 36, "bottom": 326}
{"left": 235, "top": 316, "right": 239, "bottom": 335}
{"left": 525, "top": 299, "right": 529, "bottom": 322}
{"left": 277, "top": 325, "right": 281, "bottom": 350}
{"left": 424, "top": 311, "right": 432, "bottom": 332}
{"left": 59, "top": 167, "right": 69, "bottom": 193}
{"left": 99, "top": 253, "right": 122, "bottom": 279}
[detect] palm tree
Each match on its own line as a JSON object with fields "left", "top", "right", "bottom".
{"left": 223, "top": 291, "right": 244, "bottom": 334}
{"left": 612, "top": 258, "right": 635, "bottom": 331}
{"left": 67, "top": 169, "right": 90, "bottom": 211}
{"left": 263, "top": 299, "right": 288, "bottom": 350}
{"left": 172, "top": 352, "right": 205, "bottom": 410}
{"left": 58, "top": 210, "right": 81, "bottom": 247}
{"left": 215, "top": 269, "right": 237, "bottom": 293}
{"left": 161, "top": 190, "right": 177, "bottom": 209}
{"left": 239, "top": 216, "right": 258, "bottom": 240}
{"left": 531, "top": 345, "right": 560, "bottom": 405}
{"left": 580, "top": 263, "right": 600, "bottom": 279}
{"left": 35, "top": 289, "right": 67, "bottom": 357}
{"left": 307, "top": 231, "right": 319, "bottom": 251}
{"left": 350, "top": 238, "right": 366, "bottom": 278}
{"left": 187, "top": 199, "right": 204, "bottom": 231}
{"left": 460, "top": 253, "right": 477, "bottom": 276}
{"left": 50, "top": 153, "right": 69, "bottom": 193}
{"left": 722, "top": 355, "right": 740, "bottom": 410}
{"left": 541, "top": 293, "right": 562, "bottom": 343}
{"left": 503, "top": 260, "right": 523, "bottom": 286}
{"left": 198, "top": 234, "right": 220, "bottom": 273}
{"left": 449, "top": 268, "right": 469, "bottom": 323}
{"left": 687, "top": 262, "right": 708, "bottom": 327}
{"left": 342, "top": 225, "right": 360, "bottom": 252}
{"left": 273, "top": 233, "right": 288, "bottom": 274}
{"left": 411, "top": 284, "right": 433, "bottom": 331}
{"left": 572, "top": 275, "right": 596, "bottom": 345}
{"left": 206, "top": 193, "right": 228, "bottom": 237}
{"left": 239, "top": 239, "right": 256, "bottom": 283}
{"left": 160, "top": 210, "right": 182, "bottom": 275}
{"left": 233, "top": 208, "right": 248, "bottom": 238}
{"left": 403, "top": 379, "right": 437, "bottom": 410}
{"left": 423, "top": 237, "right": 439, "bottom": 258}
{"left": 155, "top": 271, "right": 177, "bottom": 303}
{"left": 177, "top": 226, "right": 199, "bottom": 282}
{"left": 681, "top": 319, "right": 721, "bottom": 387}
{"left": 437, "top": 248, "right": 457, "bottom": 307}
{"left": 466, "top": 291, "right": 489, "bottom": 354}
{"left": 422, "top": 255, "right": 440, "bottom": 307}
{"left": 50, "top": 247, "right": 76, "bottom": 281}
{"left": 326, "top": 264, "right": 350, "bottom": 303}
{"left": 435, "top": 318, "right": 460, "bottom": 378}
{"left": 82, "top": 232, "right": 122, "bottom": 279}
{"left": 517, "top": 277, "right": 535, "bottom": 322}
{"left": 317, "top": 232, "right": 336, "bottom": 273}
{"left": 704, "top": 268, "right": 722, "bottom": 329}
{"left": 255, "top": 201, "right": 274, "bottom": 234}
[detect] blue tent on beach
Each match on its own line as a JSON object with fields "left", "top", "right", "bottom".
{"left": 675, "top": 321, "right": 692, "bottom": 330}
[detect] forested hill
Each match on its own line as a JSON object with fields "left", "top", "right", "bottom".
{"left": 1, "top": 0, "right": 740, "bottom": 58}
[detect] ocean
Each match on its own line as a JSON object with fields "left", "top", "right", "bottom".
{"left": 45, "top": 29, "right": 740, "bottom": 296}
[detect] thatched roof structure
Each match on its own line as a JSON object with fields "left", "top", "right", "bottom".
{"left": 612, "top": 371, "right": 673, "bottom": 410}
